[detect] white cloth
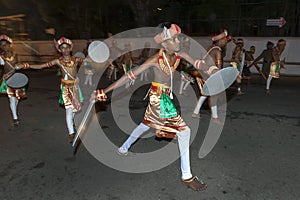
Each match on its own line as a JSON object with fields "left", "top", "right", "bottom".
{"left": 66, "top": 107, "right": 75, "bottom": 134}
{"left": 177, "top": 127, "right": 193, "bottom": 180}
{"left": 119, "top": 123, "right": 150, "bottom": 151}
{"left": 0, "top": 57, "right": 4, "bottom": 65}
{"left": 193, "top": 96, "right": 207, "bottom": 115}
{"left": 266, "top": 76, "right": 273, "bottom": 90}
{"left": 9, "top": 97, "right": 18, "bottom": 120}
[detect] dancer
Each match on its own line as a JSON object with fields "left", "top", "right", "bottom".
{"left": 178, "top": 37, "right": 194, "bottom": 95}
{"left": 252, "top": 41, "right": 274, "bottom": 79}
{"left": 94, "top": 22, "right": 207, "bottom": 191}
{"left": 242, "top": 45, "right": 256, "bottom": 82}
{"left": 0, "top": 34, "right": 27, "bottom": 126}
{"left": 266, "top": 39, "right": 286, "bottom": 95}
{"left": 84, "top": 57, "right": 95, "bottom": 87}
{"left": 120, "top": 42, "right": 137, "bottom": 88}
{"left": 231, "top": 38, "right": 245, "bottom": 95}
{"left": 192, "top": 29, "right": 231, "bottom": 125}
{"left": 17, "top": 37, "right": 84, "bottom": 143}
{"left": 107, "top": 39, "right": 122, "bottom": 81}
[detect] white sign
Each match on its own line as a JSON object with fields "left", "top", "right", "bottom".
{"left": 266, "top": 17, "right": 286, "bottom": 28}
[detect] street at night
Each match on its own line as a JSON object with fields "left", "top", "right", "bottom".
{"left": 0, "top": 68, "right": 299, "bottom": 200}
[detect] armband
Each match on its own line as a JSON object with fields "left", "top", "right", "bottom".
{"left": 194, "top": 59, "right": 205, "bottom": 69}
{"left": 46, "top": 62, "right": 53, "bottom": 68}
{"left": 96, "top": 89, "right": 107, "bottom": 101}
{"left": 126, "top": 70, "right": 136, "bottom": 81}
{"left": 23, "top": 63, "right": 30, "bottom": 69}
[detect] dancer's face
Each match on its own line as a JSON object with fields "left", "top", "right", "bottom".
{"left": 59, "top": 44, "right": 72, "bottom": 55}
{"left": 162, "top": 36, "right": 181, "bottom": 52}
{"left": 218, "top": 37, "right": 227, "bottom": 48}
{"left": 0, "top": 41, "right": 10, "bottom": 52}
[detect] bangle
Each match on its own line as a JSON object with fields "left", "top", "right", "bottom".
{"left": 23, "top": 63, "right": 30, "bottom": 69}
{"left": 96, "top": 89, "right": 107, "bottom": 100}
{"left": 46, "top": 62, "right": 53, "bottom": 68}
{"left": 194, "top": 59, "right": 204, "bottom": 69}
{"left": 126, "top": 70, "right": 136, "bottom": 80}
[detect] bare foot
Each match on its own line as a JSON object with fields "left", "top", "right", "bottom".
{"left": 192, "top": 113, "right": 202, "bottom": 119}
{"left": 211, "top": 117, "right": 224, "bottom": 125}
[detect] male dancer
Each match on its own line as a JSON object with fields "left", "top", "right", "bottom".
{"left": 266, "top": 39, "right": 286, "bottom": 95}
{"left": 243, "top": 45, "right": 256, "bottom": 81}
{"left": 192, "top": 29, "right": 230, "bottom": 125}
{"left": 120, "top": 42, "right": 137, "bottom": 88}
{"left": 0, "top": 35, "right": 26, "bottom": 126}
{"left": 178, "top": 37, "right": 195, "bottom": 95}
{"left": 252, "top": 41, "right": 274, "bottom": 79}
{"left": 94, "top": 22, "right": 207, "bottom": 191}
{"left": 231, "top": 38, "right": 245, "bottom": 95}
{"left": 18, "top": 37, "right": 83, "bottom": 143}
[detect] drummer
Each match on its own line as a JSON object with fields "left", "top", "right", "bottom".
{"left": 0, "top": 35, "right": 27, "bottom": 126}
{"left": 17, "top": 37, "right": 84, "bottom": 144}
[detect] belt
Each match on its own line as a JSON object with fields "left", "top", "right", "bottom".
{"left": 150, "top": 82, "right": 169, "bottom": 91}
{"left": 61, "top": 79, "right": 75, "bottom": 85}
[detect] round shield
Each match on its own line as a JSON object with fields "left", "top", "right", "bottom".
{"left": 6, "top": 73, "right": 29, "bottom": 88}
{"left": 88, "top": 40, "right": 110, "bottom": 63}
{"left": 202, "top": 67, "right": 238, "bottom": 96}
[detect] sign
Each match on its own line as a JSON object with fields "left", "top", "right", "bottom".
{"left": 266, "top": 17, "right": 286, "bottom": 28}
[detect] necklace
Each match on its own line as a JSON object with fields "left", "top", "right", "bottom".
{"left": 158, "top": 48, "right": 181, "bottom": 75}
{"left": 1, "top": 52, "right": 15, "bottom": 62}
{"left": 59, "top": 57, "right": 75, "bottom": 67}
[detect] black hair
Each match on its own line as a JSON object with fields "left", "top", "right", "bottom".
{"left": 157, "top": 22, "right": 172, "bottom": 29}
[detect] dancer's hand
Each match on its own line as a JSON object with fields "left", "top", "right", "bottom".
{"left": 207, "top": 66, "right": 219, "bottom": 75}
{"left": 15, "top": 64, "right": 23, "bottom": 70}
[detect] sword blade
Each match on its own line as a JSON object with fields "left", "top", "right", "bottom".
{"left": 72, "top": 99, "right": 96, "bottom": 147}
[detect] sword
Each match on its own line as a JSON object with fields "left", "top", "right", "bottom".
{"left": 248, "top": 62, "right": 267, "bottom": 80}
{"left": 72, "top": 99, "right": 96, "bottom": 147}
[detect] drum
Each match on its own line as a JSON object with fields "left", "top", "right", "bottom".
{"left": 88, "top": 40, "right": 110, "bottom": 63}
{"left": 202, "top": 67, "right": 238, "bottom": 96}
{"left": 6, "top": 72, "right": 29, "bottom": 88}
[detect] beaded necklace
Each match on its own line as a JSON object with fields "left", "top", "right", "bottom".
{"left": 1, "top": 52, "right": 16, "bottom": 62}
{"left": 59, "top": 56, "right": 75, "bottom": 68}
{"left": 158, "top": 48, "right": 181, "bottom": 75}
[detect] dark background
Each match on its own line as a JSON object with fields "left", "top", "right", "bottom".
{"left": 0, "top": 0, "right": 299, "bottom": 40}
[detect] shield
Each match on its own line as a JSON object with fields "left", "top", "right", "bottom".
{"left": 88, "top": 40, "right": 110, "bottom": 63}
{"left": 6, "top": 73, "right": 28, "bottom": 88}
{"left": 202, "top": 67, "right": 238, "bottom": 96}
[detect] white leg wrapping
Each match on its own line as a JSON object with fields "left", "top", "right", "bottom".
{"left": 66, "top": 108, "right": 75, "bottom": 134}
{"left": 193, "top": 96, "right": 207, "bottom": 115}
{"left": 9, "top": 97, "right": 18, "bottom": 120}
{"left": 179, "top": 80, "right": 185, "bottom": 94}
{"left": 177, "top": 127, "right": 193, "bottom": 180}
{"left": 114, "top": 68, "right": 117, "bottom": 80}
{"left": 211, "top": 105, "right": 218, "bottom": 118}
{"left": 120, "top": 123, "right": 150, "bottom": 151}
{"left": 140, "top": 72, "right": 144, "bottom": 81}
{"left": 183, "top": 81, "right": 190, "bottom": 91}
{"left": 266, "top": 76, "right": 272, "bottom": 90}
{"left": 88, "top": 75, "right": 93, "bottom": 86}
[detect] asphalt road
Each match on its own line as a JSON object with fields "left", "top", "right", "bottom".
{"left": 0, "top": 68, "right": 299, "bottom": 200}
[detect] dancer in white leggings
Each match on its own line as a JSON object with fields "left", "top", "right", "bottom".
{"left": 94, "top": 23, "right": 207, "bottom": 191}
{"left": 0, "top": 34, "right": 27, "bottom": 126}
{"left": 17, "top": 37, "right": 84, "bottom": 143}
{"left": 191, "top": 29, "right": 231, "bottom": 125}
{"left": 266, "top": 39, "right": 286, "bottom": 95}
